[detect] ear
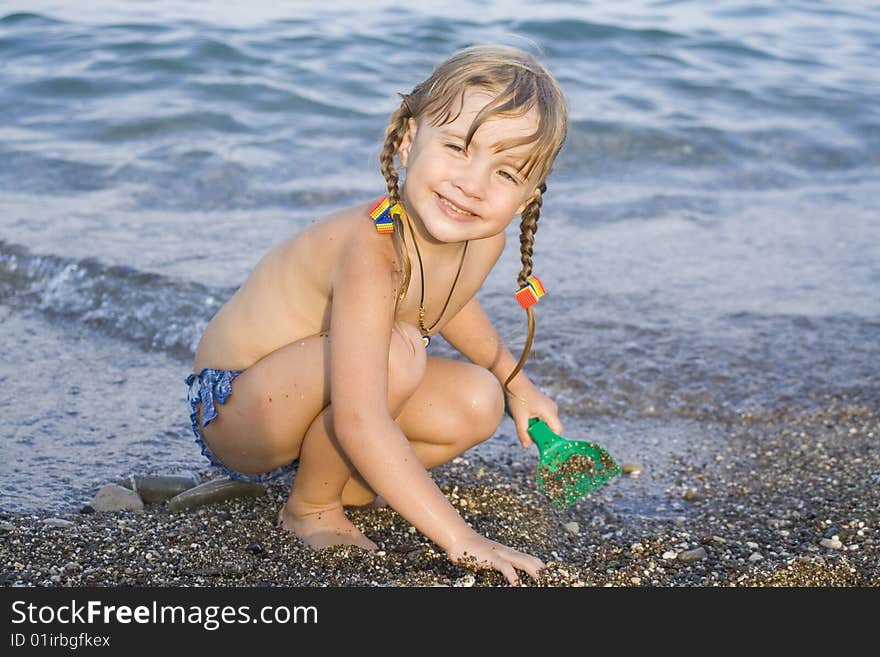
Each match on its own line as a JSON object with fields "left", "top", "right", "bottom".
{"left": 516, "top": 186, "right": 541, "bottom": 215}
{"left": 398, "top": 118, "right": 418, "bottom": 168}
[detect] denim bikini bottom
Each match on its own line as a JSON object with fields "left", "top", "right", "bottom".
{"left": 185, "top": 368, "right": 297, "bottom": 483}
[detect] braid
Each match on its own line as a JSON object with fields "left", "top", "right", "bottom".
{"left": 379, "top": 97, "right": 414, "bottom": 315}
{"left": 379, "top": 97, "right": 410, "bottom": 209}
{"left": 504, "top": 182, "right": 547, "bottom": 396}
{"left": 516, "top": 181, "right": 545, "bottom": 287}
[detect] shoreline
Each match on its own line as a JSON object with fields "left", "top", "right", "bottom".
{"left": 2, "top": 399, "right": 878, "bottom": 587}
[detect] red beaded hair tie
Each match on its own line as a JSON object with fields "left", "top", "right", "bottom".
{"left": 369, "top": 196, "right": 402, "bottom": 234}
{"left": 515, "top": 275, "right": 547, "bottom": 309}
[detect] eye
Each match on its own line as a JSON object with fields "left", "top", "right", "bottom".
{"left": 498, "top": 170, "right": 520, "bottom": 184}
{"left": 444, "top": 142, "right": 466, "bottom": 154}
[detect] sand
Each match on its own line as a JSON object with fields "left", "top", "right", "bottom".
{"left": 1, "top": 399, "right": 877, "bottom": 587}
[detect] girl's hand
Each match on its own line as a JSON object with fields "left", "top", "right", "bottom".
{"left": 446, "top": 532, "right": 545, "bottom": 586}
{"left": 505, "top": 383, "right": 563, "bottom": 449}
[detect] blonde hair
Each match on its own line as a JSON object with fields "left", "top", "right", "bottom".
{"left": 378, "top": 44, "right": 568, "bottom": 396}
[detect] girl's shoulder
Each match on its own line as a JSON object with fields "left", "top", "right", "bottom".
{"left": 302, "top": 199, "right": 399, "bottom": 269}
{"left": 298, "top": 199, "right": 393, "bottom": 243}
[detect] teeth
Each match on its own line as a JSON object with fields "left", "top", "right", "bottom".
{"left": 440, "top": 196, "right": 474, "bottom": 215}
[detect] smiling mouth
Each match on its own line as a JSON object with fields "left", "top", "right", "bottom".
{"left": 437, "top": 194, "right": 476, "bottom": 218}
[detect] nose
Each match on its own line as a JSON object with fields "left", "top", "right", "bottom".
{"left": 452, "top": 159, "right": 488, "bottom": 200}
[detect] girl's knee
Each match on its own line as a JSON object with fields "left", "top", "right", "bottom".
{"left": 461, "top": 368, "right": 505, "bottom": 446}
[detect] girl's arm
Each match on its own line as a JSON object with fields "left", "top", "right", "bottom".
{"left": 329, "top": 223, "right": 545, "bottom": 584}
{"left": 440, "top": 294, "right": 563, "bottom": 446}
{"left": 328, "top": 228, "right": 479, "bottom": 551}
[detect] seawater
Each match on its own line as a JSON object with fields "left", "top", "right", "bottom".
{"left": 1, "top": 0, "right": 878, "bottom": 513}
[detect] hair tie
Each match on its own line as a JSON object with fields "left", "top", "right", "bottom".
{"left": 515, "top": 275, "right": 547, "bottom": 309}
{"left": 369, "top": 196, "right": 401, "bottom": 234}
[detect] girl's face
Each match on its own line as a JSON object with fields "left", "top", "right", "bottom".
{"left": 398, "top": 86, "right": 541, "bottom": 246}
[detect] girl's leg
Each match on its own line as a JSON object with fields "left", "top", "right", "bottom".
{"left": 337, "top": 356, "right": 506, "bottom": 507}
{"left": 278, "top": 337, "right": 426, "bottom": 547}
{"left": 199, "top": 322, "right": 427, "bottom": 549}
{"left": 397, "top": 356, "right": 507, "bottom": 464}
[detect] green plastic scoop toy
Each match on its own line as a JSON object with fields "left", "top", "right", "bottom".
{"left": 525, "top": 418, "right": 621, "bottom": 508}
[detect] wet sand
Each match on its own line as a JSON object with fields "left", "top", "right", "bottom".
{"left": 1, "top": 398, "right": 877, "bottom": 587}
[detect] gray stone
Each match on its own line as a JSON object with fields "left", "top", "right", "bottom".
{"left": 677, "top": 547, "right": 708, "bottom": 563}
{"left": 563, "top": 522, "right": 581, "bottom": 536}
{"left": 128, "top": 473, "right": 200, "bottom": 504}
{"left": 167, "top": 478, "right": 266, "bottom": 512}
{"left": 91, "top": 484, "right": 144, "bottom": 512}
{"left": 42, "top": 518, "right": 75, "bottom": 529}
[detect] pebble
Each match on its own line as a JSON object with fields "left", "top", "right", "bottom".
{"left": 454, "top": 574, "right": 476, "bottom": 587}
{"left": 127, "top": 473, "right": 200, "bottom": 504}
{"left": 748, "top": 552, "right": 764, "bottom": 562}
{"left": 563, "top": 522, "right": 580, "bottom": 536}
{"left": 621, "top": 463, "right": 643, "bottom": 477}
{"left": 167, "top": 478, "right": 266, "bottom": 512}
{"left": 677, "top": 547, "right": 708, "bottom": 563}
{"left": 91, "top": 484, "right": 144, "bottom": 512}
{"left": 41, "top": 518, "right": 75, "bottom": 529}
{"left": 662, "top": 550, "right": 677, "bottom": 560}
{"left": 746, "top": 541, "right": 759, "bottom": 549}
{"left": 820, "top": 537, "right": 843, "bottom": 550}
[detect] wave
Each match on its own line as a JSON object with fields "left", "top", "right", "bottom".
{"left": 0, "top": 12, "right": 63, "bottom": 26}
{"left": 513, "top": 18, "right": 682, "bottom": 44}
{"left": 0, "top": 240, "right": 231, "bottom": 361}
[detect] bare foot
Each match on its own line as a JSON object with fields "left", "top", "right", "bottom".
{"left": 277, "top": 502, "right": 378, "bottom": 551}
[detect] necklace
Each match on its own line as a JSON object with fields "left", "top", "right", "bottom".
{"left": 404, "top": 213, "right": 468, "bottom": 348}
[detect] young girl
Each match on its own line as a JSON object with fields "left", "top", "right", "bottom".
{"left": 186, "top": 45, "right": 568, "bottom": 586}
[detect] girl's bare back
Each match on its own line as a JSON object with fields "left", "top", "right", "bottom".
{"left": 194, "top": 203, "right": 383, "bottom": 372}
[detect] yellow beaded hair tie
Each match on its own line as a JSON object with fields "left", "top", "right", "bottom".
{"left": 369, "top": 196, "right": 403, "bottom": 234}
{"left": 515, "top": 275, "right": 547, "bottom": 309}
